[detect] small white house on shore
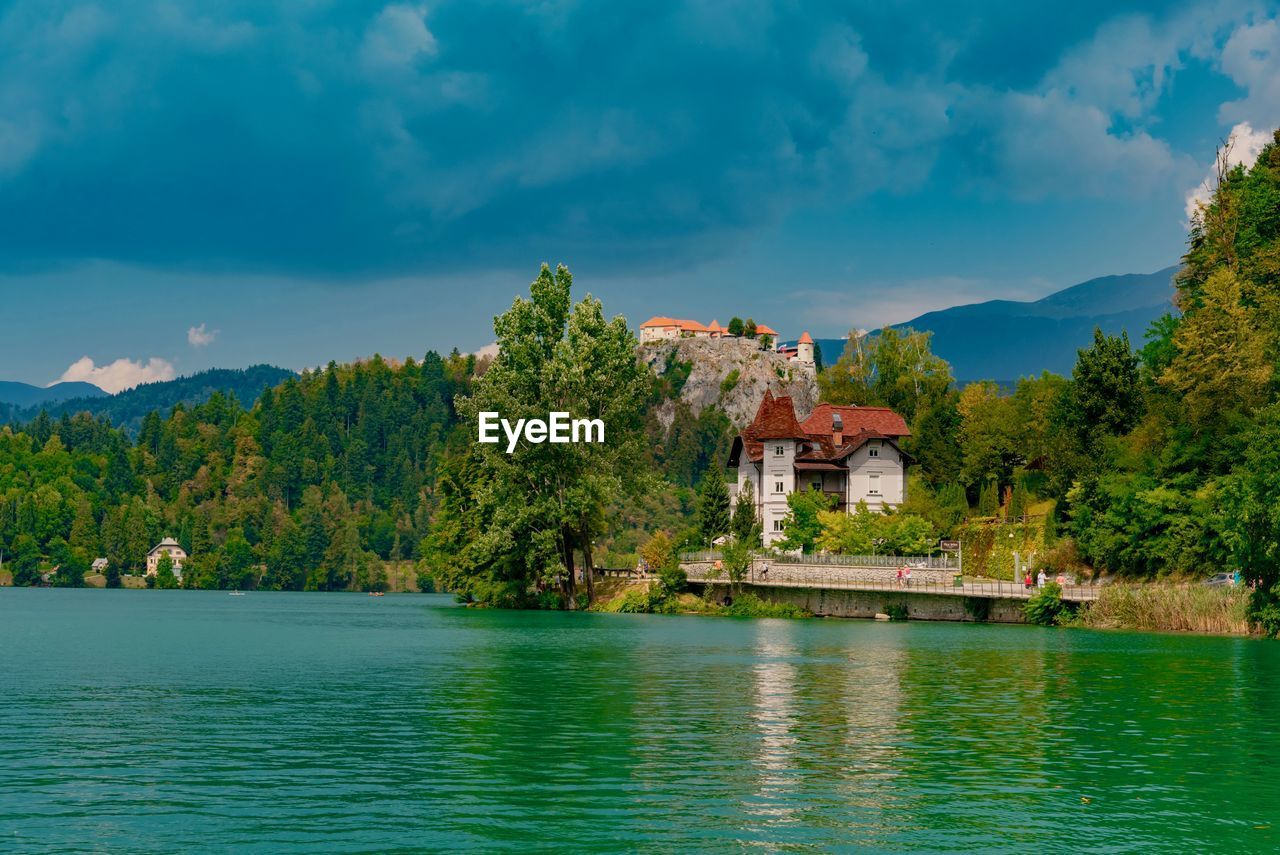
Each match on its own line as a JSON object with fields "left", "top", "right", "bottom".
{"left": 146, "top": 538, "right": 187, "bottom": 577}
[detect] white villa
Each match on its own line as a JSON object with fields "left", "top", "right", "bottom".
{"left": 728, "top": 391, "right": 912, "bottom": 546}
{"left": 638, "top": 316, "right": 780, "bottom": 347}
{"left": 146, "top": 538, "right": 188, "bottom": 577}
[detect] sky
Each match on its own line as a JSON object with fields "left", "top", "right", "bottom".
{"left": 1, "top": 0, "right": 1279, "bottom": 391}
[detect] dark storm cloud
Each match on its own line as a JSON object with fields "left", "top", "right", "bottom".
{"left": 0, "top": 0, "right": 1271, "bottom": 277}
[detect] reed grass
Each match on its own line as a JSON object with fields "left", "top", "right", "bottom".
{"left": 1075, "top": 583, "right": 1251, "bottom": 635}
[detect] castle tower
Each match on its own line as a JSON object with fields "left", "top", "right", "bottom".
{"left": 796, "top": 331, "right": 815, "bottom": 367}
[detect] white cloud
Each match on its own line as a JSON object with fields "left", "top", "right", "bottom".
{"left": 471, "top": 342, "right": 499, "bottom": 359}
{"left": 1216, "top": 17, "right": 1280, "bottom": 127}
{"left": 56, "top": 356, "right": 176, "bottom": 394}
{"left": 360, "top": 5, "right": 436, "bottom": 71}
{"left": 1183, "top": 121, "right": 1271, "bottom": 220}
{"left": 187, "top": 323, "right": 218, "bottom": 347}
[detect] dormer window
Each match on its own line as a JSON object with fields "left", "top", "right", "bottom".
{"left": 774, "top": 445, "right": 785, "bottom": 456}
{"left": 868, "top": 446, "right": 879, "bottom": 458}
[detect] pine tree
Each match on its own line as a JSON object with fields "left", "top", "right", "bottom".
{"left": 731, "top": 481, "right": 759, "bottom": 546}
{"left": 697, "top": 469, "right": 731, "bottom": 545}
{"left": 978, "top": 480, "right": 999, "bottom": 517}
{"left": 1009, "top": 479, "right": 1028, "bottom": 520}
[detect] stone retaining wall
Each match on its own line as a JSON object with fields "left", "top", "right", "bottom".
{"left": 701, "top": 583, "right": 1027, "bottom": 623}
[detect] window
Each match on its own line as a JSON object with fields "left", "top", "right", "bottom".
{"left": 868, "top": 446, "right": 879, "bottom": 458}
{"left": 774, "top": 481, "right": 785, "bottom": 494}
{"left": 774, "top": 445, "right": 785, "bottom": 456}
{"left": 772, "top": 519, "right": 785, "bottom": 532}
{"left": 868, "top": 472, "right": 881, "bottom": 495}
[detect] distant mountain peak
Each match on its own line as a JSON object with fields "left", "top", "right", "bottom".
{"left": 803, "top": 266, "right": 1178, "bottom": 383}
{"left": 0, "top": 380, "right": 107, "bottom": 408}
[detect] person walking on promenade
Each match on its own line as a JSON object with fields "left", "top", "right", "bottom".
{"left": 904, "top": 565, "right": 913, "bottom": 588}
{"left": 896, "top": 566, "right": 904, "bottom": 588}
{"left": 1037, "top": 569, "right": 1047, "bottom": 589}
{"left": 1024, "top": 571, "right": 1033, "bottom": 590}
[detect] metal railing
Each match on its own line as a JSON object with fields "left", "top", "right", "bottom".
{"left": 680, "top": 550, "right": 956, "bottom": 569}
{"left": 682, "top": 564, "right": 1101, "bottom": 602}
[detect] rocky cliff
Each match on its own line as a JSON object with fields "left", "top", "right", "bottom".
{"left": 641, "top": 337, "right": 818, "bottom": 431}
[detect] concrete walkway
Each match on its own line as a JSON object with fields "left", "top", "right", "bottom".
{"left": 681, "top": 560, "right": 1100, "bottom": 602}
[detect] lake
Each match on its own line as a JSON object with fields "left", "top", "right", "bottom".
{"left": 2, "top": 589, "right": 1277, "bottom": 852}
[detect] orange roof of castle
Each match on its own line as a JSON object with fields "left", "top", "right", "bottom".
{"left": 798, "top": 331, "right": 814, "bottom": 344}
{"left": 755, "top": 324, "right": 778, "bottom": 336}
{"left": 639, "top": 316, "right": 708, "bottom": 332}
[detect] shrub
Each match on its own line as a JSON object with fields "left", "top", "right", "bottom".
{"left": 658, "top": 564, "right": 688, "bottom": 596}
{"left": 1253, "top": 583, "right": 1280, "bottom": 638}
{"left": 1024, "top": 582, "right": 1064, "bottom": 626}
{"left": 603, "top": 588, "right": 654, "bottom": 613}
{"left": 721, "top": 539, "right": 752, "bottom": 585}
{"left": 884, "top": 602, "right": 909, "bottom": 621}
{"left": 720, "top": 369, "right": 741, "bottom": 396}
{"left": 723, "top": 592, "right": 809, "bottom": 619}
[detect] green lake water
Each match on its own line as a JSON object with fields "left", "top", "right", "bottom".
{"left": 2, "top": 589, "right": 1278, "bottom": 852}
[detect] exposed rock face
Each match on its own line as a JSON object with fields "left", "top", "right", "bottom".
{"left": 641, "top": 337, "right": 818, "bottom": 431}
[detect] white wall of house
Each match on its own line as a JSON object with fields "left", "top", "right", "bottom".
{"left": 146, "top": 546, "right": 187, "bottom": 575}
{"left": 760, "top": 439, "right": 797, "bottom": 546}
{"left": 734, "top": 462, "right": 758, "bottom": 508}
{"left": 845, "top": 439, "right": 906, "bottom": 510}
{"left": 734, "top": 439, "right": 909, "bottom": 548}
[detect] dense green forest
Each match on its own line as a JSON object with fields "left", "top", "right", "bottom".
{"left": 0, "top": 353, "right": 474, "bottom": 590}
{"left": 1, "top": 365, "right": 296, "bottom": 433}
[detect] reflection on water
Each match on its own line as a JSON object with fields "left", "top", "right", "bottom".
{"left": 1, "top": 589, "right": 1278, "bottom": 852}
{"left": 748, "top": 622, "right": 799, "bottom": 826}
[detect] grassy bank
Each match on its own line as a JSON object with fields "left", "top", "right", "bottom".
{"left": 595, "top": 584, "right": 810, "bottom": 619}
{"left": 1074, "top": 583, "right": 1252, "bottom": 635}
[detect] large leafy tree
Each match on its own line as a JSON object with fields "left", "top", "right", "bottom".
{"left": 1070, "top": 328, "right": 1142, "bottom": 442}
{"left": 436, "top": 264, "right": 650, "bottom": 606}
{"left": 818, "top": 327, "right": 953, "bottom": 424}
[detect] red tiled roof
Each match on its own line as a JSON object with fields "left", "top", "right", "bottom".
{"left": 734, "top": 394, "right": 911, "bottom": 466}
{"left": 798, "top": 331, "right": 814, "bottom": 344}
{"left": 753, "top": 391, "right": 806, "bottom": 439}
{"left": 755, "top": 324, "right": 778, "bottom": 336}
{"left": 801, "top": 403, "right": 910, "bottom": 438}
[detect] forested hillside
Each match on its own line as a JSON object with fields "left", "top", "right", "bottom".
{"left": 0, "top": 353, "right": 474, "bottom": 590}
{"left": 1, "top": 365, "right": 296, "bottom": 433}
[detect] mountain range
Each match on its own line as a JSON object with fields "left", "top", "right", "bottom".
{"left": 806, "top": 266, "right": 1178, "bottom": 383}
{"left": 2, "top": 365, "right": 297, "bottom": 433}
{"left": 0, "top": 380, "right": 107, "bottom": 408}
